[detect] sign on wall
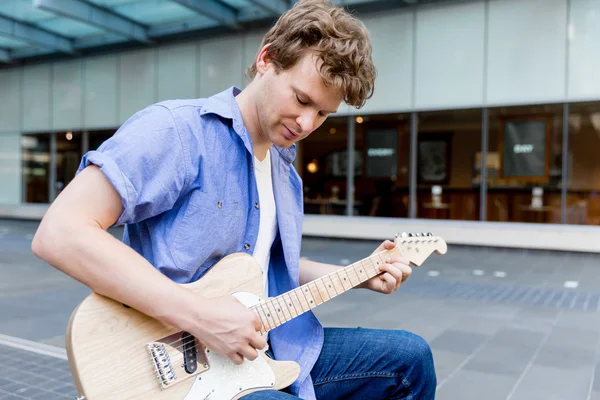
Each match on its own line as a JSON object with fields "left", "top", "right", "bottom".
{"left": 365, "top": 128, "right": 398, "bottom": 178}
{"left": 500, "top": 119, "right": 550, "bottom": 180}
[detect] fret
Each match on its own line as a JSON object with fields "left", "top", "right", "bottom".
{"left": 253, "top": 306, "right": 270, "bottom": 333}
{"left": 265, "top": 300, "right": 282, "bottom": 326}
{"left": 275, "top": 296, "right": 292, "bottom": 322}
{"left": 293, "top": 288, "right": 309, "bottom": 312}
{"left": 367, "top": 256, "right": 381, "bottom": 277}
{"left": 271, "top": 298, "right": 287, "bottom": 325}
{"left": 259, "top": 302, "right": 276, "bottom": 330}
{"left": 323, "top": 273, "right": 343, "bottom": 297}
{"left": 353, "top": 260, "right": 370, "bottom": 283}
{"left": 307, "top": 283, "right": 321, "bottom": 307}
{"left": 346, "top": 263, "right": 361, "bottom": 285}
{"left": 339, "top": 268, "right": 356, "bottom": 288}
{"left": 373, "top": 253, "right": 388, "bottom": 274}
{"left": 300, "top": 285, "right": 316, "bottom": 308}
{"left": 283, "top": 293, "right": 299, "bottom": 318}
{"left": 314, "top": 279, "right": 332, "bottom": 301}
{"left": 329, "top": 272, "right": 347, "bottom": 293}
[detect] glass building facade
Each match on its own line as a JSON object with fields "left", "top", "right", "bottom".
{"left": 11, "top": 103, "right": 600, "bottom": 226}
{"left": 296, "top": 101, "right": 600, "bottom": 225}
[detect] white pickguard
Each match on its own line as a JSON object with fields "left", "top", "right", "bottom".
{"left": 182, "top": 292, "right": 275, "bottom": 400}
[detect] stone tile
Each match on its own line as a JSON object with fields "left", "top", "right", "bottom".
{"left": 463, "top": 343, "right": 537, "bottom": 377}
{"left": 436, "top": 369, "right": 517, "bottom": 400}
{"left": 545, "top": 326, "right": 600, "bottom": 351}
{"left": 429, "top": 330, "right": 489, "bottom": 355}
{"left": 431, "top": 349, "right": 470, "bottom": 382}
{"left": 534, "top": 345, "right": 596, "bottom": 369}
{"left": 509, "top": 365, "right": 593, "bottom": 400}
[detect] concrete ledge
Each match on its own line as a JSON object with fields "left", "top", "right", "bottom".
{"left": 0, "top": 204, "right": 48, "bottom": 220}
{"left": 303, "top": 215, "right": 600, "bottom": 253}
{"left": 2, "top": 205, "right": 599, "bottom": 253}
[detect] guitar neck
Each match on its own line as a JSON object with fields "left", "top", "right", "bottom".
{"left": 250, "top": 249, "right": 398, "bottom": 334}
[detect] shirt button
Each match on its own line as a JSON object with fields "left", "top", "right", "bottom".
{"left": 217, "top": 201, "right": 222, "bottom": 209}
{"left": 244, "top": 243, "right": 251, "bottom": 250}
{"left": 254, "top": 203, "right": 259, "bottom": 210}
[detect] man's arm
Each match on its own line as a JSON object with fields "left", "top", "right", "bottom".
{"left": 32, "top": 165, "right": 265, "bottom": 364}
{"left": 298, "top": 240, "right": 412, "bottom": 294}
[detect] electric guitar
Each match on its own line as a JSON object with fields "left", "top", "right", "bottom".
{"left": 67, "top": 232, "right": 447, "bottom": 400}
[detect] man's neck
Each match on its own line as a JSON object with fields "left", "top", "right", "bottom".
{"left": 235, "top": 87, "right": 271, "bottom": 162}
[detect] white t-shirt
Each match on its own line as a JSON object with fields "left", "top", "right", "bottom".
{"left": 252, "top": 149, "right": 278, "bottom": 299}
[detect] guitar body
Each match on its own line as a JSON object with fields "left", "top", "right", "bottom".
{"left": 66, "top": 253, "right": 300, "bottom": 400}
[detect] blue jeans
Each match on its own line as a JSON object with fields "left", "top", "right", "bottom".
{"left": 243, "top": 327, "right": 436, "bottom": 399}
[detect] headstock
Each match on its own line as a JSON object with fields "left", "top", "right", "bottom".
{"left": 393, "top": 232, "right": 447, "bottom": 266}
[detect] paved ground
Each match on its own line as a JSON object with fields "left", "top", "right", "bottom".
{"left": 1, "top": 219, "right": 600, "bottom": 399}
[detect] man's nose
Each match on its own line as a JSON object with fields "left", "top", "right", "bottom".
{"left": 296, "top": 112, "right": 317, "bottom": 134}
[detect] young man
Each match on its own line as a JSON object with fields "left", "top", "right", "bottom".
{"left": 32, "top": 0, "right": 436, "bottom": 398}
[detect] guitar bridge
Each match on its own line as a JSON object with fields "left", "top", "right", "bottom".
{"left": 147, "top": 343, "right": 177, "bottom": 389}
{"left": 147, "top": 332, "right": 210, "bottom": 390}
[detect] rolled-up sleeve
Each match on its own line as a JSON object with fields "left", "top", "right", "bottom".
{"left": 77, "top": 104, "right": 190, "bottom": 226}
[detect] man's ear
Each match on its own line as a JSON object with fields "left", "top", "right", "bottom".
{"left": 255, "top": 43, "right": 273, "bottom": 76}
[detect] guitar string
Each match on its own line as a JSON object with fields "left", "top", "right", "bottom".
{"left": 80, "top": 243, "right": 440, "bottom": 395}
{"left": 87, "top": 257, "right": 381, "bottom": 386}
{"left": 129, "top": 253, "right": 385, "bottom": 365}
{"left": 147, "top": 258, "right": 374, "bottom": 362}
{"left": 83, "top": 248, "right": 408, "bottom": 392}
{"left": 141, "top": 251, "right": 383, "bottom": 354}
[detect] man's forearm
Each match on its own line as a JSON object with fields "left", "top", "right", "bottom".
{"left": 32, "top": 219, "right": 198, "bottom": 332}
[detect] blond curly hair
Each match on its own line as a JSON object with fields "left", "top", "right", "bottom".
{"left": 247, "top": 0, "right": 376, "bottom": 109}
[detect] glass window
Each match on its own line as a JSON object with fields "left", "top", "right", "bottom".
{"left": 21, "top": 133, "right": 50, "bottom": 203}
{"left": 89, "top": 130, "right": 115, "bottom": 151}
{"left": 55, "top": 131, "right": 82, "bottom": 198}
{"left": 568, "top": 102, "right": 600, "bottom": 225}
{"left": 417, "top": 109, "right": 482, "bottom": 220}
{"left": 486, "top": 104, "right": 563, "bottom": 223}
{"left": 354, "top": 113, "right": 410, "bottom": 218}
{"left": 300, "top": 117, "right": 350, "bottom": 215}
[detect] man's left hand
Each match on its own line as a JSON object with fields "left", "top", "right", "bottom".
{"left": 358, "top": 240, "right": 412, "bottom": 294}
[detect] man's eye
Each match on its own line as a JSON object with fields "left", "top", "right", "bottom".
{"left": 296, "top": 96, "right": 308, "bottom": 105}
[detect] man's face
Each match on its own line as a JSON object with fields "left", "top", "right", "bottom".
{"left": 255, "top": 50, "right": 344, "bottom": 148}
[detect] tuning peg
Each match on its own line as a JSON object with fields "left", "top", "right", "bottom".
{"left": 408, "top": 233, "right": 413, "bottom": 237}
{"left": 427, "top": 232, "right": 433, "bottom": 236}
{"left": 415, "top": 233, "right": 421, "bottom": 237}
{"left": 401, "top": 232, "right": 409, "bottom": 238}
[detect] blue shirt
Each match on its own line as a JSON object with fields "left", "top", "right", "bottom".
{"left": 77, "top": 87, "right": 324, "bottom": 399}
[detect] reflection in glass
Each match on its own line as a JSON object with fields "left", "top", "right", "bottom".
{"left": 89, "top": 130, "right": 115, "bottom": 151}
{"left": 22, "top": 133, "right": 50, "bottom": 203}
{"left": 417, "top": 109, "right": 482, "bottom": 220}
{"left": 487, "top": 104, "right": 563, "bottom": 223}
{"left": 56, "top": 131, "right": 82, "bottom": 197}
{"left": 568, "top": 102, "right": 600, "bottom": 225}
{"left": 354, "top": 113, "right": 410, "bottom": 218}
{"left": 301, "top": 117, "right": 350, "bottom": 215}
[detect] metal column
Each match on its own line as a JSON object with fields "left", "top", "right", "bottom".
{"left": 479, "top": 108, "right": 489, "bottom": 221}
{"left": 561, "top": 103, "right": 569, "bottom": 224}
{"left": 49, "top": 132, "right": 57, "bottom": 202}
{"left": 346, "top": 116, "right": 355, "bottom": 216}
{"left": 409, "top": 112, "right": 418, "bottom": 218}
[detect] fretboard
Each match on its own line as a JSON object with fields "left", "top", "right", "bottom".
{"left": 250, "top": 249, "right": 396, "bottom": 334}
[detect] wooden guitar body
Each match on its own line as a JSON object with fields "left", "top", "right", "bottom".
{"left": 66, "top": 253, "right": 300, "bottom": 400}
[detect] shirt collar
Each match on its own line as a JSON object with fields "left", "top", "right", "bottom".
{"left": 200, "top": 86, "right": 296, "bottom": 165}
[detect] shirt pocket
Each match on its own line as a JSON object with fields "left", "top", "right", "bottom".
{"left": 171, "top": 190, "right": 244, "bottom": 273}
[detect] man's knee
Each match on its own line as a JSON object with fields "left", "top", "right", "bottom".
{"left": 400, "top": 332, "right": 437, "bottom": 397}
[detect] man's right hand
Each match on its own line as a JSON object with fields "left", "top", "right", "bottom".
{"left": 190, "top": 295, "right": 266, "bottom": 365}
